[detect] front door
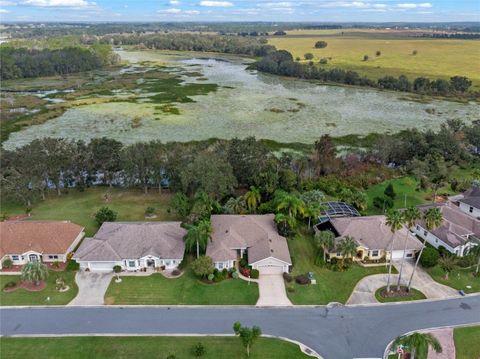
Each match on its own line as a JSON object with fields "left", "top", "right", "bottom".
{"left": 146, "top": 259, "right": 155, "bottom": 267}
{"left": 29, "top": 254, "right": 38, "bottom": 262}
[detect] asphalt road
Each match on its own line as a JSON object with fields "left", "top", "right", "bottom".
{"left": 1, "top": 296, "right": 480, "bottom": 359}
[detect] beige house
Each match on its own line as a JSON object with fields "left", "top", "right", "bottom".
{"left": 74, "top": 222, "right": 186, "bottom": 272}
{"left": 206, "top": 214, "right": 292, "bottom": 274}
{"left": 0, "top": 221, "right": 85, "bottom": 269}
{"left": 319, "top": 215, "right": 423, "bottom": 262}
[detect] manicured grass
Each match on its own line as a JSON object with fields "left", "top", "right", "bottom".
{"left": 425, "top": 266, "right": 480, "bottom": 294}
{"left": 374, "top": 286, "right": 426, "bottom": 303}
{"left": 0, "top": 270, "right": 78, "bottom": 306}
{"left": 0, "top": 336, "right": 311, "bottom": 359}
{"left": 2, "top": 187, "right": 178, "bottom": 236}
{"left": 268, "top": 30, "right": 480, "bottom": 90}
{"left": 285, "top": 229, "right": 389, "bottom": 305}
{"left": 104, "top": 268, "right": 259, "bottom": 305}
{"left": 454, "top": 326, "right": 480, "bottom": 359}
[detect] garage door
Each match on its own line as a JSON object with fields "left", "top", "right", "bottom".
{"left": 257, "top": 265, "right": 284, "bottom": 275}
{"left": 391, "top": 250, "right": 413, "bottom": 260}
{"left": 87, "top": 262, "right": 118, "bottom": 272}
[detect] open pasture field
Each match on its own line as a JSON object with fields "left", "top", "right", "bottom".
{"left": 268, "top": 29, "right": 480, "bottom": 90}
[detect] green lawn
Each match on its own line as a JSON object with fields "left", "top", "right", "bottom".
{"left": 0, "top": 270, "right": 77, "bottom": 306}
{"left": 425, "top": 266, "right": 480, "bottom": 294}
{"left": 454, "top": 326, "right": 480, "bottom": 359}
{"left": 374, "top": 286, "right": 426, "bottom": 303}
{"left": 286, "top": 229, "right": 390, "bottom": 305}
{"left": 0, "top": 336, "right": 311, "bottom": 359}
{"left": 2, "top": 188, "right": 178, "bottom": 236}
{"left": 104, "top": 268, "right": 259, "bottom": 305}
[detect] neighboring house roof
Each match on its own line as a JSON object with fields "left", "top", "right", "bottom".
{"left": 74, "top": 222, "right": 186, "bottom": 261}
{"left": 0, "top": 221, "right": 84, "bottom": 258}
{"left": 330, "top": 215, "right": 422, "bottom": 251}
{"left": 417, "top": 202, "right": 480, "bottom": 249}
{"left": 207, "top": 214, "right": 291, "bottom": 265}
{"left": 459, "top": 186, "right": 480, "bottom": 209}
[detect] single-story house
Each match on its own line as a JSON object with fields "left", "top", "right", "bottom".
{"left": 206, "top": 214, "right": 292, "bottom": 274}
{"left": 317, "top": 215, "right": 423, "bottom": 261}
{"left": 73, "top": 222, "right": 186, "bottom": 272}
{"left": 458, "top": 185, "right": 480, "bottom": 219}
{"left": 0, "top": 221, "right": 85, "bottom": 269}
{"left": 413, "top": 202, "right": 480, "bottom": 257}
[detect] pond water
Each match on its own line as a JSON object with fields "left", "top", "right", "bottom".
{"left": 4, "top": 50, "right": 479, "bottom": 149}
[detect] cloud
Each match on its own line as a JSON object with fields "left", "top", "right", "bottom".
{"left": 0, "top": 7, "right": 9, "bottom": 12}
{"left": 158, "top": 7, "right": 181, "bottom": 13}
{"left": 184, "top": 9, "right": 199, "bottom": 14}
{"left": 397, "top": 2, "right": 432, "bottom": 9}
{"left": 199, "top": 1, "right": 233, "bottom": 7}
{"left": 0, "top": 0, "right": 15, "bottom": 5}
{"left": 169, "top": 0, "right": 180, "bottom": 4}
{"left": 21, "top": 0, "right": 93, "bottom": 7}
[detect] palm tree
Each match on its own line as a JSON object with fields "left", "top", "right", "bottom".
{"left": 396, "top": 206, "right": 421, "bottom": 291}
{"left": 314, "top": 230, "right": 336, "bottom": 263}
{"left": 275, "top": 191, "right": 305, "bottom": 218}
{"left": 338, "top": 235, "right": 357, "bottom": 268}
{"left": 304, "top": 204, "right": 322, "bottom": 229}
{"left": 244, "top": 186, "right": 261, "bottom": 213}
{"left": 224, "top": 196, "right": 245, "bottom": 214}
{"left": 21, "top": 261, "right": 49, "bottom": 286}
{"left": 407, "top": 207, "right": 443, "bottom": 291}
{"left": 385, "top": 209, "right": 405, "bottom": 292}
{"left": 392, "top": 332, "right": 442, "bottom": 359}
{"left": 274, "top": 213, "right": 297, "bottom": 237}
{"left": 438, "top": 255, "right": 457, "bottom": 280}
{"left": 183, "top": 219, "right": 212, "bottom": 258}
{"left": 471, "top": 245, "right": 480, "bottom": 276}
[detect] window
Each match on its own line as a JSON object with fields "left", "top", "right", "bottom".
{"left": 11, "top": 255, "right": 19, "bottom": 261}
{"left": 128, "top": 260, "right": 136, "bottom": 267}
{"left": 371, "top": 250, "right": 379, "bottom": 257}
{"left": 336, "top": 252, "right": 342, "bottom": 257}
{"left": 406, "top": 253, "right": 413, "bottom": 258}
{"left": 218, "top": 262, "right": 224, "bottom": 269}
{"left": 48, "top": 255, "right": 58, "bottom": 260}
{"left": 424, "top": 230, "right": 428, "bottom": 236}
{"left": 435, "top": 239, "right": 438, "bottom": 243}
{"left": 172, "top": 260, "right": 176, "bottom": 265}
{"left": 165, "top": 260, "right": 171, "bottom": 266}
{"left": 470, "top": 206, "right": 474, "bottom": 213}
{"left": 416, "top": 225, "right": 420, "bottom": 230}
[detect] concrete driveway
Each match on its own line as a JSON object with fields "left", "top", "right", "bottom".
{"left": 68, "top": 271, "right": 113, "bottom": 306}
{"left": 256, "top": 274, "right": 292, "bottom": 306}
{"left": 347, "top": 260, "right": 458, "bottom": 305}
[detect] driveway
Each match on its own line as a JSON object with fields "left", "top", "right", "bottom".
{"left": 347, "top": 260, "right": 458, "bottom": 305}
{"left": 68, "top": 271, "right": 113, "bottom": 306}
{"left": 256, "top": 274, "right": 292, "bottom": 306}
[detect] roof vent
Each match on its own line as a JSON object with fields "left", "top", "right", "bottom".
{"left": 269, "top": 239, "right": 272, "bottom": 242}
{"left": 270, "top": 249, "right": 274, "bottom": 253}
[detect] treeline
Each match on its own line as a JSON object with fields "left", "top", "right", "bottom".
{"left": 0, "top": 45, "right": 119, "bottom": 80}
{"left": 254, "top": 50, "right": 474, "bottom": 97}
{"left": 1, "top": 120, "right": 478, "bottom": 209}
{"left": 420, "top": 33, "right": 480, "bottom": 39}
{"left": 100, "top": 33, "right": 276, "bottom": 57}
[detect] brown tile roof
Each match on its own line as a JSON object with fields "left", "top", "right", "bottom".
{"left": 207, "top": 214, "right": 291, "bottom": 265}
{"left": 74, "top": 222, "right": 186, "bottom": 261}
{"left": 330, "top": 215, "right": 422, "bottom": 251}
{"left": 0, "top": 221, "right": 84, "bottom": 258}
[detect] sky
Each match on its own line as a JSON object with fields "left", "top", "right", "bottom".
{"left": 0, "top": 0, "right": 479, "bottom": 23}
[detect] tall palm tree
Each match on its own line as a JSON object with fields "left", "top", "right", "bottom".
{"left": 275, "top": 191, "right": 305, "bottom": 218}
{"left": 274, "top": 213, "right": 297, "bottom": 237}
{"left": 183, "top": 219, "right": 212, "bottom": 258}
{"left": 385, "top": 209, "right": 405, "bottom": 292}
{"left": 392, "top": 332, "right": 442, "bottom": 359}
{"left": 471, "top": 245, "right": 480, "bottom": 276}
{"left": 338, "top": 235, "right": 357, "bottom": 268}
{"left": 224, "top": 196, "right": 245, "bottom": 214}
{"left": 314, "top": 230, "right": 336, "bottom": 262}
{"left": 438, "top": 255, "right": 457, "bottom": 280}
{"left": 396, "top": 206, "right": 421, "bottom": 290}
{"left": 304, "top": 204, "right": 322, "bottom": 229}
{"left": 407, "top": 207, "right": 443, "bottom": 291}
{"left": 21, "top": 261, "right": 49, "bottom": 286}
{"left": 244, "top": 186, "right": 261, "bottom": 213}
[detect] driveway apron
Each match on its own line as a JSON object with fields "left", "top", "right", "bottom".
{"left": 256, "top": 274, "right": 292, "bottom": 306}
{"left": 68, "top": 271, "right": 113, "bottom": 306}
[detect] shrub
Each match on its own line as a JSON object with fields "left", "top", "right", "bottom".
{"left": 222, "top": 268, "right": 228, "bottom": 276}
{"left": 239, "top": 257, "right": 248, "bottom": 268}
{"left": 145, "top": 206, "right": 155, "bottom": 216}
{"left": 295, "top": 274, "right": 311, "bottom": 285}
{"left": 304, "top": 53, "right": 314, "bottom": 60}
{"left": 2, "top": 258, "right": 13, "bottom": 269}
{"left": 376, "top": 50, "right": 381, "bottom": 57}
{"left": 315, "top": 40, "right": 328, "bottom": 49}
{"left": 384, "top": 183, "right": 396, "bottom": 200}
{"left": 240, "top": 267, "right": 251, "bottom": 277}
{"left": 420, "top": 247, "right": 440, "bottom": 268}
{"left": 94, "top": 206, "right": 117, "bottom": 226}
{"left": 178, "top": 259, "right": 187, "bottom": 270}
{"left": 4, "top": 281, "right": 16, "bottom": 289}
{"left": 412, "top": 50, "right": 418, "bottom": 55}
{"left": 319, "top": 58, "right": 328, "bottom": 65}
{"left": 373, "top": 195, "right": 393, "bottom": 210}
{"left": 250, "top": 269, "right": 260, "bottom": 279}
{"left": 207, "top": 273, "right": 214, "bottom": 281}
{"left": 193, "top": 342, "right": 206, "bottom": 357}
{"left": 52, "top": 261, "right": 60, "bottom": 269}
{"left": 166, "top": 355, "right": 177, "bottom": 359}
{"left": 457, "top": 255, "right": 476, "bottom": 268}
{"left": 437, "top": 246, "right": 450, "bottom": 258}
{"left": 363, "top": 54, "right": 369, "bottom": 61}
{"left": 171, "top": 269, "right": 181, "bottom": 276}
{"left": 283, "top": 272, "right": 293, "bottom": 282}
{"left": 231, "top": 271, "right": 239, "bottom": 279}
{"left": 191, "top": 256, "right": 214, "bottom": 278}
{"left": 214, "top": 270, "right": 225, "bottom": 282}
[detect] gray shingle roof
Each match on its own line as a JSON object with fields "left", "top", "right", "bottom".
{"left": 74, "top": 222, "right": 186, "bottom": 261}
{"left": 460, "top": 186, "right": 480, "bottom": 209}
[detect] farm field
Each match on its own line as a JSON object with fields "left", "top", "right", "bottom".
{"left": 268, "top": 29, "right": 480, "bottom": 90}
{"left": 2, "top": 50, "right": 478, "bottom": 149}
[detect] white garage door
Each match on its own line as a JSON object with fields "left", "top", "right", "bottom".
{"left": 258, "top": 265, "right": 284, "bottom": 275}
{"left": 87, "top": 262, "right": 118, "bottom": 272}
{"left": 391, "top": 250, "right": 413, "bottom": 260}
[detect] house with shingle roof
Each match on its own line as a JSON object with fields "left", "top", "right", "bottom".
{"left": 206, "top": 214, "right": 292, "bottom": 274}
{"left": 73, "top": 222, "right": 186, "bottom": 272}
{"left": 413, "top": 201, "right": 480, "bottom": 257}
{"left": 318, "top": 215, "right": 423, "bottom": 262}
{"left": 458, "top": 185, "right": 480, "bottom": 219}
{"left": 0, "top": 221, "right": 84, "bottom": 269}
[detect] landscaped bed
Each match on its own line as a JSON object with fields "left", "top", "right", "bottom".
{"left": 454, "top": 325, "right": 480, "bottom": 359}
{"left": 104, "top": 268, "right": 259, "bottom": 305}
{"left": 0, "top": 336, "right": 311, "bottom": 359}
{"left": 0, "top": 270, "right": 78, "bottom": 306}
{"left": 285, "top": 230, "right": 390, "bottom": 305}
{"left": 375, "top": 286, "right": 426, "bottom": 303}
{"left": 425, "top": 266, "right": 480, "bottom": 294}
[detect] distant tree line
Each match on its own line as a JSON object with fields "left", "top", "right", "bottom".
{"left": 254, "top": 50, "right": 474, "bottom": 97}
{"left": 100, "top": 33, "right": 276, "bottom": 57}
{"left": 420, "top": 33, "right": 480, "bottom": 39}
{"left": 0, "top": 45, "right": 119, "bottom": 80}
